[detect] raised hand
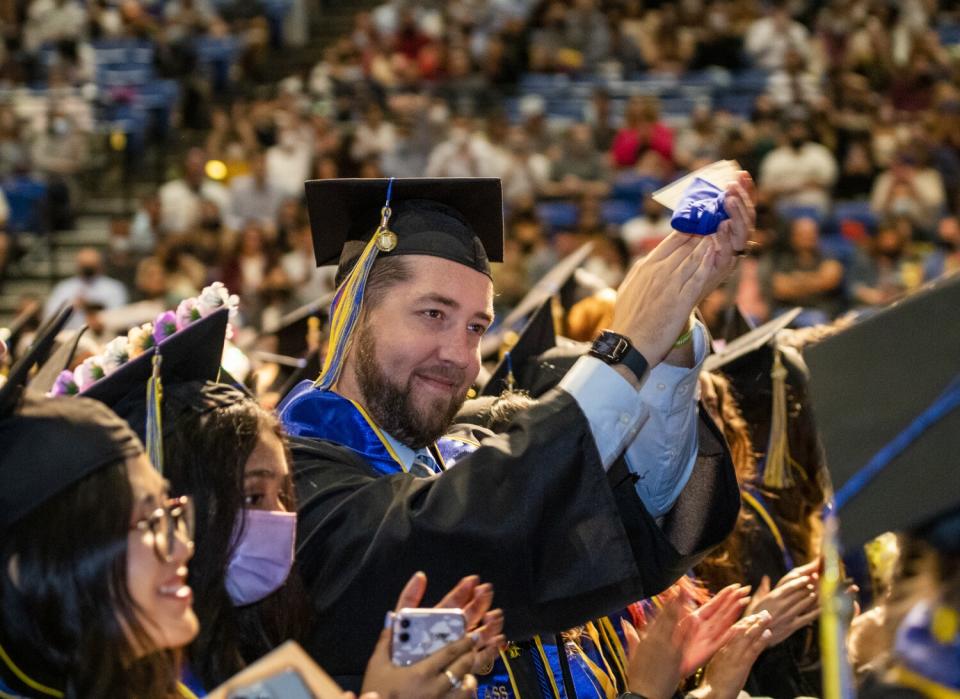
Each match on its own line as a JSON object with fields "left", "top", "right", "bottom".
{"left": 620, "top": 590, "right": 694, "bottom": 699}
{"left": 744, "top": 561, "right": 821, "bottom": 646}
{"left": 692, "top": 611, "right": 774, "bottom": 699}
{"left": 397, "top": 572, "right": 506, "bottom": 676}
{"left": 611, "top": 233, "right": 718, "bottom": 366}
{"left": 705, "top": 171, "right": 757, "bottom": 300}
{"left": 361, "top": 625, "right": 478, "bottom": 699}
{"left": 679, "top": 584, "right": 752, "bottom": 676}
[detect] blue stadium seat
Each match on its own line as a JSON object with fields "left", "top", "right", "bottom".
{"left": 820, "top": 235, "right": 856, "bottom": 268}
{"left": 832, "top": 201, "right": 878, "bottom": 237}
{"left": 194, "top": 36, "right": 241, "bottom": 93}
{"left": 712, "top": 92, "right": 756, "bottom": 117}
{"left": 536, "top": 201, "right": 579, "bottom": 232}
{"left": 602, "top": 199, "right": 637, "bottom": 226}
{"left": 2, "top": 177, "right": 48, "bottom": 234}
{"left": 777, "top": 203, "right": 826, "bottom": 226}
{"left": 938, "top": 24, "right": 960, "bottom": 46}
{"left": 730, "top": 68, "right": 770, "bottom": 92}
{"left": 611, "top": 175, "right": 662, "bottom": 202}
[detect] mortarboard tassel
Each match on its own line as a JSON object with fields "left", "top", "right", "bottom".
{"left": 763, "top": 348, "right": 800, "bottom": 489}
{"left": 314, "top": 178, "right": 396, "bottom": 391}
{"left": 820, "top": 511, "right": 855, "bottom": 699}
{"left": 145, "top": 353, "right": 164, "bottom": 474}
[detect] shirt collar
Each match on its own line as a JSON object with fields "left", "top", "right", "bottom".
{"left": 381, "top": 429, "right": 417, "bottom": 471}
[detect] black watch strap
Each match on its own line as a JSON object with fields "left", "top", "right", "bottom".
{"left": 589, "top": 331, "right": 649, "bottom": 383}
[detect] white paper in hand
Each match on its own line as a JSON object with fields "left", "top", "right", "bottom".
{"left": 652, "top": 160, "right": 742, "bottom": 211}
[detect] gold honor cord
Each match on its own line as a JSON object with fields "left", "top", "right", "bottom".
{"left": 0, "top": 642, "right": 62, "bottom": 697}
{"left": 740, "top": 489, "right": 789, "bottom": 559}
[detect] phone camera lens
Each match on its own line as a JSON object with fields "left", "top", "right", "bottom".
{"left": 400, "top": 619, "right": 411, "bottom": 629}
{"left": 399, "top": 632, "right": 410, "bottom": 643}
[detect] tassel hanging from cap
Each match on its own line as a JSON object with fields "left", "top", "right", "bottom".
{"left": 315, "top": 178, "right": 396, "bottom": 391}
{"left": 763, "top": 347, "right": 800, "bottom": 489}
{"left": 145, "top": 352, "right": 164, "bottom": 474}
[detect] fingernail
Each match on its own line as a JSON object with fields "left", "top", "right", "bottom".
{"left": 471, "top": 631, "right": 481, "bottom": 644}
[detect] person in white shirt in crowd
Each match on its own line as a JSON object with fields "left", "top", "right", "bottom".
{"left": 158, "top": 148, "right": 229, "bottom": 234}
{"left": 498, "top": 126, "right": 551, "bottom": 206}
{"left": 744, "top": 3, "right": 811, "bottom": 71}
{"left": 281, "top": 216, "right": 336, "bottom": 306}
{"left": 23, "top": 0, "right": 88, "bottom": 54}
{"left": 43, "top": 247, "right": 128, "bottom": 329}
{"left": 766, "top": 47, "right": 823, "bottom": 109}
{"left": 759, "top": 116, "right": 838, "bottom": 215}
{"left": 870, "top": 149, "right": 947, "bottom": 237}
{"left": 350, "top": 103, "right": 397, "bottom": 165}
{"left": 266, "top": 119, "right": 314, "bottom": 199}
{"left": 227, "top": 150, "right": 285, "bottom": 233}
{"left": 425, "top": 116, "right": 501, "bottom": 178}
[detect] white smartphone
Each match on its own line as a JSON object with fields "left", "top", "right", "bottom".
{"left": 388, "top": 608, "right": 467, "bottom": 666}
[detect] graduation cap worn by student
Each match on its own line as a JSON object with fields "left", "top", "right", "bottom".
{"left": 0, "top": 306, "right": 142, "bottom": 533}
{"left": 805, "top": 274, "right": 960, "bottom": 552}
{"left": 303, "top": 177, "right": 504, "bottom": 390}
{"left": 259, "top": 291, "right": 336, "bottom": 400}
{"left": 479, "top": 241, "right": 594, "bottom": 360}
{"left": 803, "top": 275, "right": 960, "bottom": 699}
{"left": 703, "top": 308, "right": 811, "bottom": 490}
{"left": 38, "top": 307, "right": 235, "bottom": 472}
{"left": 481, "top": 297, "right": 557, "bottom": 397}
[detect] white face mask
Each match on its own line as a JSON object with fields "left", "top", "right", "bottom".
{"left": 224, "top": 509, "right": 297, "bottom": 606}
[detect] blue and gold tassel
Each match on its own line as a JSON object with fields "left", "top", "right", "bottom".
{"left": 146, "top": 352, "right": 164, "bottom": 474}
{"left": 315, "top": 178, "right": 397, "bottom": 391}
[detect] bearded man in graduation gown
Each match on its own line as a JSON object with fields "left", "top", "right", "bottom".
{"left": 277, "top": 175, "right": 756, "bottom": 688}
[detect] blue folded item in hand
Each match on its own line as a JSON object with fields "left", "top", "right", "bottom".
{"left": 670, "top": 177, "right": 729, "bottom": 235}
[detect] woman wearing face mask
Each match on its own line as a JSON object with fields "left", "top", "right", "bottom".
{"left": 0, "top": 312, "right": 199, "bottom": 698}
{"left": 56, "top": 300, "right": 502, "bottom": 697}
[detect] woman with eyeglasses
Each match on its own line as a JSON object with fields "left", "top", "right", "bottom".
{"left": 0, "top": 390, "right": 199, "bottom": 699}
{"left": 69, "top": 308, "right": 502, "bottom": 697}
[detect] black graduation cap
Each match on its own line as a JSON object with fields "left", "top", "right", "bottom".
{"left": 304, "top": 178, "right": 505, "bottom": 279}
{"left": 81, "top": 308, "right": 230, "bottom": 407}
{"left": 703, "top": 308, "right": 819, "bottom": 491}
{"left": 805, "top": 274, "right": 960, "bottom": 550}
{"left": 263, "top": 291, "right": 335, "bottom": 359}
{"left": 27, "top": 326, "right": 89, "bottom": 396}
{"left": 0, "top": 305, "right": 74, "bottom": 418}
{"left": 480, "top": 241, "right": 595, "bottom": 359}
{"left": 0, "top": 306, "right": 141, "bottom": 532}
{"left": 703, "top": 308, "right": 801, "bottom": 373}
{"left": 481, "top": 298, "right": 556, "bottom": 397}
{"left": 714, "top": 304, "right": 756, "bottom": 350}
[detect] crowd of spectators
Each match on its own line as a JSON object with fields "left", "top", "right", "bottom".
{"left": 4, "top": 0, "right": 960, "bottom": 335}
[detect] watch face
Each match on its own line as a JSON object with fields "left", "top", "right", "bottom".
{"left": 594, "top": 332, "right": 629, "bottom": 361}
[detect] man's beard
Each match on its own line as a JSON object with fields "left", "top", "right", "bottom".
{"left": 353, "top": 324, "right": 469, "bottom": 449}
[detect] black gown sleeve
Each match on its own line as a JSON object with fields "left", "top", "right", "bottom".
{"left": 292, "top": 389, "right": 739, "bottom": 685}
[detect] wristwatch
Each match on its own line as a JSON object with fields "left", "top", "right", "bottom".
{"left": 589, "top": 331, "right": 649, "bottom": 383}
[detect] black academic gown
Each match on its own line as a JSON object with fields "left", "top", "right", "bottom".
{"left": 292, "top": 389, "right": 740, "bottom": 689}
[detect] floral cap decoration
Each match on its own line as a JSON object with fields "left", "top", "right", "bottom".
{"left": 50, "top": 283, "right": 238, "bottom": 396}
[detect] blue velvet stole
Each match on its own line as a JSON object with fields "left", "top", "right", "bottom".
{"left": 277, "top": 381, "right": 407, "bottom": 477}
{"left": 277, "top": 382, "right": 630, "bottom": 698}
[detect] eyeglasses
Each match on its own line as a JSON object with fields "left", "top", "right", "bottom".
{"left": 131, "top": 496, "right": 195, "bottom": 563}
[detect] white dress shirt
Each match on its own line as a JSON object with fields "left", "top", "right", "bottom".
{"left": 559, "top": 322, "right": 707, "bottom": 518}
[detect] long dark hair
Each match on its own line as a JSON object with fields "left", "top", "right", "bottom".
{"left": 696, "top": 373, "right": 763, "bottom": 591}
{"left": 163, "top": 393, "right": 310, "bottom": 690}
{"left": 0, "top": 461, "right": 182, "bottom": 699}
